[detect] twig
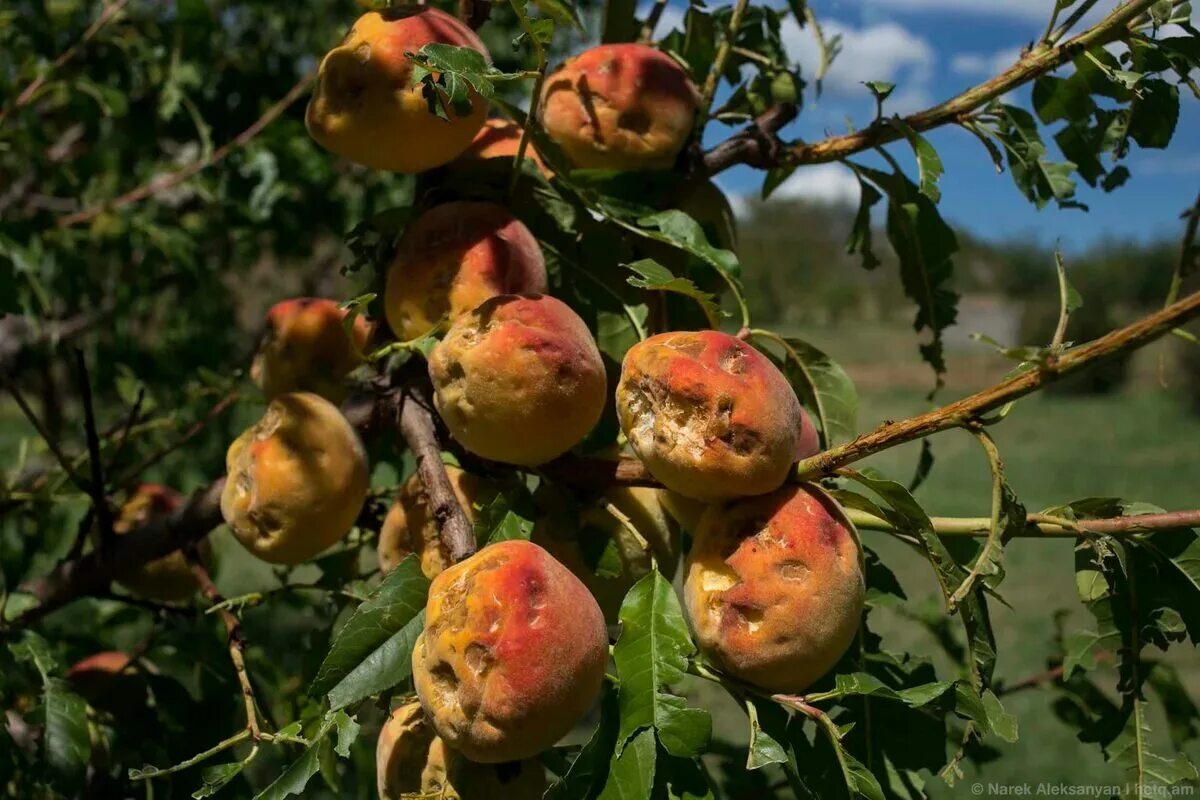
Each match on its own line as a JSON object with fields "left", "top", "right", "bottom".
{"left": 57, "top": 71, "right": 315, "bottom": 228}
{"left": 1051, "top": 0, "right": 1105, "bottom": 44}
{"left": 697, "top": 0, "right": 751, "bottom": 129}
{"left": 0, "top": 373, "right": 92, "bottom": 494}
{"left": 118, "top": 389, "right": 240, "bottom": 489}
{"left": 1051, "top": 252, "right": 1072, "bottom": 352}
{"left": 72, "top": 349, "right": 116, "bottom": 550}
{"left": 0, "top": 0, "right": 132, "bottom": 127}
{"left": 186, "top": 551, "right": 260, "bottom": 740}
{"left": 397, "top": 391, "right": 476, "bottom": 564}
{"left": 0, "top": 305, "right": 119, "bottom": 374}
{"left": 701, "top": 103, "right": 798, "bottom": 176}
{"left": 508, "top": 1, "right": 548, "bottom": 198}
{"left": 638, "top": 0, "right": 670, "bottom": 42}
{"left": 947, "top": 427, "right": 1009, "bottom": 610}
{"left": 794, "top": 289, "right": 1200, "bottom": 479}
{"left": 107, "top": 388, "right": 146, "bottom": 473}
{"left": 844, "top": 508, "right": 1200, "bottom": 538}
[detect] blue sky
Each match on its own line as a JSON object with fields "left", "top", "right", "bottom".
{"left": 652, "top": 0, "right": 1200, "bottom": 250}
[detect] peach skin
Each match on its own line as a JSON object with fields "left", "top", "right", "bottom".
{"left": 251, "top": 298, "right": 370, "bottom": 402}
{"left": 383, "top": 202, "right": 547, "bottom": 340}
{"left": 540, "top": 43, "right": 698, "bottom": 171}
{"left": 458, "top": 118, "right": 551, "bottom": 177}
{"left": 221, "top": 392, "right": 369, "bottom": 565}
{"left": 111, "top": 484, "right": 208, "bottom": 602}
{"left": 428, "top": 294, "right": 607, "bottom": 466}
{"left": 306, "top": 7, "right": 490, "bottom": 172}
{"left": 684, "top": 484, "right": 864, "bottom": 693}
{"left": 412, "top": 540, "right": 608, "bottom": 763}
{"left": 379, "top": 466, "right": 497, "bottom": 577}
{"left": 616, "top": 330, "right": 802, "bottom": 501}
{"left": 376, "top": 702, "right": 546, "bottom": 799}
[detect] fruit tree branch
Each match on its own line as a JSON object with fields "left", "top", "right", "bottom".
{"left": 792, "top": 288, "right": 1200, "bottom": 480}
{"left": 397, "top": 389, "right": 477, "bottom": 564}
{"left": 844, "top": 508, "right": 1200, "bottom": 538}
{"left": 57, "top": 71, "right": 315, "bottom": 228}
{"left": 703, "top": 0, "right": 1156, "bottom": 176}
{"left": 701, "top": 102, "right": 798, "bottom": 176}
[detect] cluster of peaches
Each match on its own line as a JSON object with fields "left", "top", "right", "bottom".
{"left": 89, "top": 7, "right": 865, "bottom": 798}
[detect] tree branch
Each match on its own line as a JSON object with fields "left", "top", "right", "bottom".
{"left": 56, "top": 71, "right": 315, "bottom": 228}
{"left": 793, "top": 288, "right": 1200, "bottom": 479}
{"left": 701, "top": 102, "right": 798, "bottom": 176}
{"left": 397, "top": 389, "right": 477, "bottom": 564}
{"left": 845, "top": 508, "right": 1200, "bottom": 538}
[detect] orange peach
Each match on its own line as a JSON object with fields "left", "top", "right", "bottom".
{"left": 306, "top": 7, "right": 490, "bottom": 172}
{"left": 111, "top": 484, "right": 208, "bottom": 602}
{"left": 379, "top": 466, "right": 497, "bottom": 577}
{"left": 458, "top": 119, "right": 551, "bottom": 177}
{"left": 412, "top": 540, "right": 608, "bottom": 763}
{"left": 383, "top": 202, "right": 547, "bottom": 340}
{"left": 428, "top": 294, "right": 606, "bottom": 466}
{"left": 684, "top": 484, "right": 863, "bottom": 692}
{"left": 540, "top": 43, "right": 698, "bottom": 171}
{"left": 251, "top": 298, "right": 370, "bottom": 402}
{"left": 616, "top": 331, "right": 802, "bottom": 501}
{"left": 532, "top": 485, "right": 680, "bottom": 622}
{"left": 376, "top": 702, "right": 545, "bottom": 800}
{"left": 67, "top": 652, "right": 143, "bottom": 714}
{"left": 221, "top": 392, "right": 369, "bottom": 565}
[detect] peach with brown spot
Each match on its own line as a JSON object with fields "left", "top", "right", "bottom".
{"left": 251, "top": 298, "right": 370, "bottom": 402}
{"left": 412, "top": 540, "right": 608, "bottom": 763}
{"left": 684, "top": 484, "right": 864, "bottom": 692}
{"left": 616, "top": 330, "right": 802, "bottom": 501}
{"left": 383, "top": 202, "right": 546, "bottom": 340}
{"left": 379, "top": 466, "right": 497, "bottom": 577}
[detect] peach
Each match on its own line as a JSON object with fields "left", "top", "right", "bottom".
{"left": 383, "top": 202, "right": 547, "bottom": 340}
{"left": 67, "top": 652, "right": 143, "bottom": 714}
{"left": 221, "top": 392, "right": 369, "bottom": 565}
{"left": 684, "top": 484, "right": 864, "bottom": 693}
{"left": 110, "top": 484, "right": 208, "bottom": 602}
{"left": 412, "top": 540, "right": 608, "bottom": 763}
{"left": 251, "top": 298, "right": 370, "bottom": 402}
{"left": 379, "top": 466, "right": 497, "bottom": 577}
{"left": 532, "top": 485, "right": 680, "bottom": 622}
{"left": 376, "top": 702, "right": 546, "bottom": 800}
{"left": 306, "top": 7, "right": 490, "bottom": 172}
{"left": 616, "top": 331, "right": 802, "bottom": 501}
{"left": 428, "top": 294, "right": 606, "bottom": 466}
{"left": 539, "top": 43, "right": 698, "bottom": 171}
{"left": 458, "top": 119, "right": 551, "bottom": 177}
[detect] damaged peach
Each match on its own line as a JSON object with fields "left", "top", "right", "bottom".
{"left": 251, "top": 298, "right": 370, "bottom": 402}
{"left": 379, "top": 466, "right": 497, "bottom": 577}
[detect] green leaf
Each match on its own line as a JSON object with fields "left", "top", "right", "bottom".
{"left": 597, "top": 727, "right": 657, "bottom": 800}
{"left": 1147, "top": 662, "right": 1200, "bottom": 750}
{"left": 327, "top": 611, "right": 424, "bottom": 711}
{"left": 626, "top": 259, "right": 723, "bottom": 329}
{"left": 745, "top": 697, "right": 790, "bottom": 770}
{"left": 845, "top": 170, "right": 882, "bottom": 270}
{"left": 529, "top": 0, "right": 583, "bottom": 31}
{"left": 476, "top": 488, "right": 536, "bottom": 546}
{"left": 9, "top": 632, "right": 90, "bottom": 782}
{"left": 988, "top": 103, "right": 1079, "bottom": 209}
{"left": 1106, "top": 695, "right": 1199, "bottom": 789}
{"left": 193, "top": 762, "right": 247, "bottom": 798}
{"left": 254, "top": 712, "right": 346, "bottom": 800}
{"left": 613, "top": 573, "right": 712, "bottom": 758}
{"left": 332, "top": 711, "right": 360, "bottom": 757}
{"left": 1128, "top": 79, "right": 1180, "bottom": 149}
{"left": 546, "top": 685, "right": 621, "bottom": 800}
{"left": 308, "top": 556, "right": 430, "bottom": 699}
{"left": 886, "top": 118, "right": 944, "bottom": 203}
{"left": 814, "top": 713, "right": 886, "bottom": 800}
{"left": 755, "top": 333, "right": 858, "bottom": 448}
{"left": 830, "top": 672, "right": 955, "bottom": 709}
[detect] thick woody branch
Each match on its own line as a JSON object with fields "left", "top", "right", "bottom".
{"left": 701, "top": 103, "right": 798, "bottom": 176}
{"left": 793, "top": 289, "right": 1200, "bottom": 479}
{"left": 397, "top": 390, "right": 477, "bottom": 564}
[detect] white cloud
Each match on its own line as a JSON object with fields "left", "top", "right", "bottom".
{"left": 853, "top": 0, "right": 1117, "bottom": 22}
{"left": 951, "top": 47, "right": 1021, "bottom": 77}
{"left": 782, "top": 18, "right": 936, "bottom": 112}
{"left": 767, "top": 162, "right": 863, "bottom": 207}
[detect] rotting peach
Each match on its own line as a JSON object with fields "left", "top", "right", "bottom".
{"left": 379, "top": 466, "right": 497, "bottom": 577}
{"left": 412, "top": 540, "right": 608, "bottom": 763}
{"left": 306, "top": 7, "right": 490, "bottom": 172}
{"left": 684, "top": 484, "right": 864, "bottom": 693}
{"left": 111, "top": 484, "right": 208, "bottom": 602}
{"left": 376, "top": 702, "right": 546, "bottom": 800}
{"left": 458, "top": 118, "right": 551, "bottom": 177}
{"left": 539, "top": 43, "right": 698, "bottom": 171}
{"left": 221, "top": 392, "right": 369, "bottom": 565}
{"left": 67, "top": 652, "right": 144, "bottom": 714}
{"left": 428, "top": 294, "right": 607, "bottom": 466}
{"left": 532, "top": 484, "right": 681, "bottom": 622}
{"left": 383, "top": 202, "right": 547, "bottom": 341}
{"left": 251, "top": 298, "right": 371, "bottom": 402}
{"left": 616, "top": 330, "right": 802, "bottom": 501}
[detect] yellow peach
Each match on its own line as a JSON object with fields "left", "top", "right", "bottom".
{"left": 251, "top": 298, "right": 370, "bottom": 402}
{"left": 379, "top": 466, "right": 497, "bottom": 577}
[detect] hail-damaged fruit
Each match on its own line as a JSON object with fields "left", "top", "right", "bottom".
{"left": 412, "top": 540, "right": 608, "bottom": 763}
{"left": 109, "top": 483, "right": 209, "bottom": 602}
{"left": 457, "top": 118, "right": 552, "bottom": 177}
{"left": 540, "top": 43, "right": 698, "bottom": 171}
{"left": 383, "top": 202, "right": 547, "bottom": 341}
{"left": 251, "top": 298, "right": 370, "bottom": 402}
{"left": 616, "top": 330, "right": 813, "bottom": 501}
{"left": 306, "top": 7, "right": 490, "bottom": 172}
{"left": 685, "top": 484, "right": 864, "bottom": 692}
{"left": 376, "top": 701, "right": 546, "bottom": 800}
{"left": 428, "top": 294, "right": 607, "bottom": 466}
{"left": 221, "top": 392, "right": 369, "bottom": 565}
